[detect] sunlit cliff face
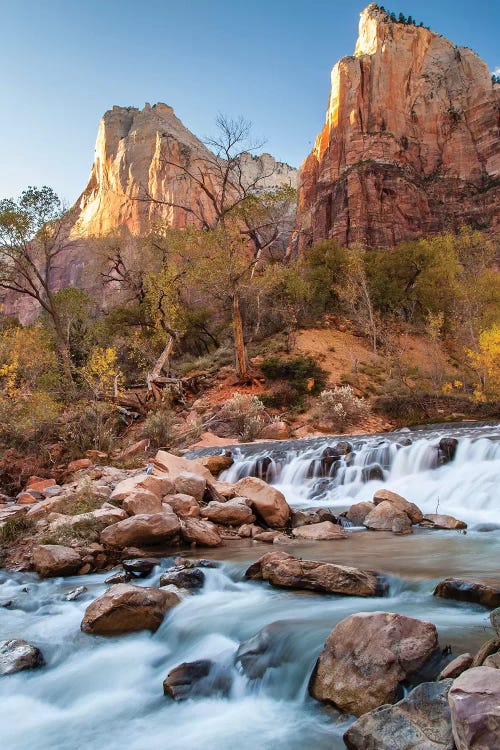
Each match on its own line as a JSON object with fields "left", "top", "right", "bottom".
{"left": 298, "top": 3, "right": 500, "bottom": 249}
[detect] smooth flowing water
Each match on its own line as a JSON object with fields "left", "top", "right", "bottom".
{"left": 1, "top": 422, "right": 499, "bottom": 750}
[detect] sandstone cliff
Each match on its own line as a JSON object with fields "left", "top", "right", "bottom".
{"left": 297, "top": 4, "right": 500, "bottom": 248}
{"left": 71, "top": 102, "right": 297, "bottom": 238}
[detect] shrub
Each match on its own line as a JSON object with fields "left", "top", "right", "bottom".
{"left": 39, "top": 517, "right": 104, "bottom": 545}
{"left": 142, "top": 407, "right": 176, "bottom": 448}
{"left": 0, "top": 515, "right": 35, "bottom": 543}
{"left": 58, "top": 401, "right": 120, "bottom": 457}
{"left": 0, "top": 391, "right": 62, "bottom": 449}
{"left": 217, "top": 393, "right": 266, "bottom": 442}
{"left": 58, "top": 485, "right": 105, "bottom": 515}
{"left": 313, "top": 386, "right": 369, "bottom": 431}
{"left": 261, "top": 355, "right": 327, "bottom": 407}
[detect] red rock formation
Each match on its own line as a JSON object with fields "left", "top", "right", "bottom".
{"left": 297, "top": 4, "right": 500, "bottom": 248}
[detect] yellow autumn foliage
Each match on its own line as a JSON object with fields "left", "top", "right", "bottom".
{"left": 465, "top": 325, "right": 500, "bottom": 401}
{"left": 81, "top": 346, "right": 122, "bottom": 398}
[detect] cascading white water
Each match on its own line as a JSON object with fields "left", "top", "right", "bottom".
{"left": 1, "top": 422, "right": 499, "bottom": 750}
{"left": 220, "top": 425, "right": 500, "bottom": 525}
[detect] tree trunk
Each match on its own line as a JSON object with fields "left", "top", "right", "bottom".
{"left": 149, "top": 334, "right": 175, "bottom": 387}
{"left": 50, "top": 308, "right": 75, "bottom": 388}
{"left": 232, "top": 295, "right": 249, "bottom": 381}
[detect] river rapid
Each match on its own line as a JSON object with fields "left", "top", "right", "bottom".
{"left": 1, "top": 422, "right": 499, "bottom": 750}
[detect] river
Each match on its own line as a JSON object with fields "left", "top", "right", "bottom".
{"left": 1, "top": 422, "right": 499, "bottom": 749}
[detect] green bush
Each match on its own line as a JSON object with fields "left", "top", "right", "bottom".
{"left": 261, "top": 356, "right": 327, "bottom": 400}
{"left": 58, "top": 401, "right": 120, "bottom": 457}
{"left": 0, "top": 515, "right": 35, "bottom": 543}
{"left": 142, "top": 406, "right": 176, "bottom": 448}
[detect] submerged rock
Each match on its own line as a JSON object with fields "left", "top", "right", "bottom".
{"left": 310, "top": 611, "right": 439, "bottom": 716}
{"left": 81, "top": 584, "right": 179, "bottom": 635}
{"left": 246, "top": 551, "right": 384, "bottom": 597}
{"left": 65, "top": 586, "right": 88, "bottom": 601}
{"left": 434, "top": 578, "right": 500, "bottom": 609}
{"left": 122, "top": 558, "right": 160, "bottom": 577}
{"left": 235, "top": 621, "right": 297, "bottom": 679}
{"left": 0, "top": 639, "right": 45, "bottom": 675}
{"left": 438, "top": 438, "right": 458, "bottom": 464}
{"left": 420, "top": 514, "right": 467, "bottom": 530}
{"left": 448, "top": 666, "right": 500, "bottom": 750}
{"left": 344, "top": 679, "right": 454, "bottom": 750}
{"left": 163, "top": 659, "right": 232, "bottom": 700}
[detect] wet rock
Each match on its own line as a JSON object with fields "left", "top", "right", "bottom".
{"left": 160, "top": 566, "right": 205, "bottom": 590}
{"left": 373, "top": 489, "right": 423, "bottom": 524}
{"left": 472, "top": 638, "right": 500, "bottom": 667}
{"left": 81, "top": 584, "right": 179, "bottom": 635}
{"left": 448, "top": 666, "right": 500, "bottom": 750}
{"left": 362, "top": 465, "right": 384, "bottom": 482}
{"left": 344, "top": 679, "right": 454, "bottom": 750}
{"left": 438, "top": 653, "right": 474, "bottom": 680}
{"left": 292, "top": 521, "right": 347, "bottom": 540}
{"left": 320, "top": 447, "right": 341, "bottom": 476}
{"left": 364, "top": 501, "right": 412, "bottom": 532}
{"left": 122, "top": 558, "right": 160, "bottom": 576}
{"left": 254, "top": 456, "right": 273, "bottom": 480}
{"left": 199, "top": 453, "right": 233, "bottom": 476}
{"left": 420, "top": 513, "right": 467, "bottom": 530}
{"left": 122, "top": 490, "right": 163, "bottom": 516}
{"left": 32, "top": 545, "right": 82, "bottom": 578}
{"left": 65, "top": 586, "right": 88, "bottom": 601}
{"left": 246, "top": 551, "right": 383, "bottom": 597}
{"left": 333, "top": 441, "right": 352, "bottom": 455}
{"left": 434, "top": 578, "right": 500, "bottom": 609}
{"left": 235, "top": 621, "right": 297, "bottom": 678}
{"left": 234, "top": 476, "right": 291, "bottom": 528}
{"left": 310, "top": 611, "right": 439, "bottom": 716}
{"left": 174, "top": 471, "right": 206, "bottom": 502}
{"left": 100, "top": 510, "right": 180, "bottom": 549}
{"left": 163, "top": 494, "right": 200, "bottom": 518}
{"left": 173, "top": 557, "right": 217, "bottom": 569}
{"left": 438, "top": 438, "right": 458, "bottom": 463}
{"left": 163, "top": 659, "right": 232, "bottom": 700}
{"left": 0, "top": 639, "right": 45, "bottom": 675}
{"left": 291, "top": 508, "right": 338, "bottom": 528}
{"left": 201, "top": 498, "right": 255, "bottom": 526}
{"left": 392, "top": 514, "right": 413, "bottom": 535}
{"left": 180, "top": 518, "right": 222, "bottom": 547}
{"left": 490, "top": 608, "right": 500, "bottom": 636}
{"left": 345, "top": 502, "right": 375, "bottom": 526}
{"left": 105, "top": 570, "right": 134, "bottom": 585}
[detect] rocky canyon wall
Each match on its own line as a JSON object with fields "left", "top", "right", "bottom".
{"left": 297, "top": 3, "right": 500, "bottom": 249}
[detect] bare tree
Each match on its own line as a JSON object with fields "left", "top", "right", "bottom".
{"left": 0, "top": 186, "right": 74, "bottom": 383}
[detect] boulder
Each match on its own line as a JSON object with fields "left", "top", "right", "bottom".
{"left": 201, "top": 498, "right": 255, "bottom": 526}
{"left": 164, "top": 494, "right": 200, "bottom": 518}
{"left": 100, "top": 511, "right": 180, "bottom": 548}
{"left": 238, "top": 523, "right": 263, "bottom": 538}
{"left": 105, "top": 571, "right": 134, "bottom": 585}
{"left": 49, "top": 506, "right": 127, "bottom": 531}
{"left": 392, "top": 514, "right": 413, "bottom": 535}
{"left": 254, "top": 531, "right": 283, "bottom": 543}
{"left": 174, "top": 471, "right": 206, "bottom": 501}
{"left": 81, "top": 584, "right": 179, "bottom": 635}
{"left": 118, "top": 439, "right": 149, "bottom": 459}
{"left": 472, "top": 638, "right": 500, "bottom": 667}
{"left": 163, "top": 659, "right": 232, "bottom": 700}
{"left": 448, "top": 666, "right": 500, "bottom": 750}
{"left": 0, "top": 639, "right": 45, "bottom": 675}
{"left": 160, "top": 566, "right": 205, "bottom": 590}
{"left": 110, "top": 473, "right": 175, "bottom": 502}
{"left": 373, "top": 489, "right": 423, "bottom": 524}
{"left": 246, "top": 551, "right": 383, "bottom": 597}
{"left": 26, "top": 478, "right": 57, "bottom": 492}
{"left": 310, "top": 611, "right": 439, "bottom": 716}
{"left": 291, "top": 508, "right": 338, "bottom": 527}
{"left": 199, "top": 453, "right": 234, "bottom": 476}
{"left": 483, "top": 653, "right": 500, "bottom": 668}
{"left": 153, "top": 450, "right": 212, "bottom": 481}
{"left": 438, "top": 653, "right": 474, "bottom": 680}
{"left": 364, "top": 501, "right": 412, "bottom": 532}
{"left": 122, "top": 558, "right": 160, "bottom": 577}
{"left": 235, "top": 621, "right": 297, "bottom": 679}
{"left": 234, "top": 476, "right": 291, "bottom": 528}
{"left": 67, "top": 458, "right": 92, "bottom": 473}
{"left": 490, "top": 608, "right": 500, "bottom": 636}
{"left": 180, "top": 518, "right": 222, "bottom": 547}
{"left": 122, "top": 490, "right": 163, "bottom": 516}
{"left": 32, "top": 545, "right": 82, "bottom": 577}
{"left": 292, "top": 521, "right": 347, "bottom": 540}
{"left": 438, "top": 438, "right": 458, "bottom": 463}
{"left": 210, "top": 480, "right": 237, "bottom": 499}
{"left": 345, "top": 502, "right": 374, "bottom": 526}
{"left": 344, "top": 679, "right": 454, "bottom": 750}
{"left": 258, "top": 421, "right": 290, "bottom": 440}
{"left": 16, "top": 492, "right": 39, "bottom": 505}
{"left": 434, "top": 578, "right": 500, "bottom": 609}
{"left": 420, "top": 514, "right": 467, "bottom": 530}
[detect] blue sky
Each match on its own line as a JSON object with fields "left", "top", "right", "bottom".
{"left": 1, "top": 0, "right": 498, "bottom": 205}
